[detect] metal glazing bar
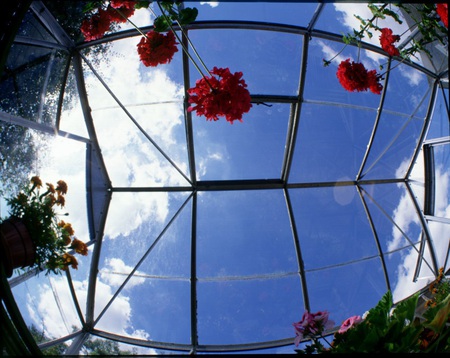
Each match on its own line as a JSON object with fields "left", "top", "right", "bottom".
{"left": 181, "top": 27, "right": 197, "bottom": 186}
{"left": 13, "top": 36, "right": 69, "bottom": 51}
{"left": 356, "top": 184, "right": 391, "bottom": 292}
{"left": 360, "top": 184, "right": 436, "bottom": 274}
{"left": 283, "top": 188, "right": 309, "bottom": 311}
{"left": 405, "top": 181, "right": 439, "bottom": 276}
{"left": 281, "top": 33, "right": 308, "bottom": 182}
{"left": 92, "top": 192, "right": 194, "bottom": 327}
{"left": 64, "top": 269, "right": 86, "bottom": 326}
{"left": 190, "top": 191, "right": 198, "bottom": 353}
{"left": 357, "top": 59, "right": 391, "bottom": 180}
{"left": 30, "top": 1, "right": 74, "bottom": 49}
{"left": 413, "top": 232, "right": 426, "bottom": 282}
{"left": 78, "top": 52, "right": 192, "bottom": 186}
{"left": 89, "top": 327, "right": 296, "bottom": 352}
{"left": 424, "top": 215, "right": 450, "bottom": 224}
{"left": 72, "top": 53, "right": 112, "bottom": 335}
{"left": 0, "top": 111, "right": 90, "bottom": 143}
{"left": 74, "top": 21, "right": 438, "bottom": 78}
{"left": 406, "top": 78, "right": 440, "bottom": 178}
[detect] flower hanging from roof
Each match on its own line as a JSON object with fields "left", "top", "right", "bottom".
{"left": 80, "top": 2, "right": 136, "bottom": 41}
{"left": 436, "top": 3, "right": 448, "bottom": 28}
{"left": 137, "top": 30, "right": 179, "bottom": 67}
{"left": 4, "top": 176, "right": 88, "bottom": 275}
{"left": 79, "top": 2, "right": 253, "bottom": 122}
{"left": 336, "top": 59, "right": 383, "bottom": 95}
{"left": 323, "top": 4, "right": 447, "bottom": 95}
{"left": 81, "top": 8, "right": 114, "bottom": 41}
{"left": 187, "top": 67, "right": 252, "bottom": 124}
{"left": 379, "top": 28, "right": 401, "bottom": 57}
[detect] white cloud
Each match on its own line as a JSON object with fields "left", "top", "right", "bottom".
{"left": 434, "top": 163, "right": 450, "bottom": 217}
{"left": 196, "top": 149, "right": 226, "bottom": 179}
{"left": 398, "top": 65, "right": 424, "bottom": 87}
{"left": 200, "top": 1, "right": 219, "bottom": 8}
{"left": 100, "top": 258, "right": 146, "bottom": 288}
{"left": 28, "top": 276, "right": 156, "bottom": 354}
{"left": 316, "top": 39, "right": 347, "bottom": 66}
{"left": 389, "top": 151, "right": 450, "bottom": 302}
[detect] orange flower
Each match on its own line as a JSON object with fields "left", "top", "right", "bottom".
{"left": 56, "top": 180, "right": 68, "bottom": 195}
{"left": 58, "top": 221, "right": 74, "bottom": 236}
{"left": 56, "top": 195, "right": 65, "bottom": 207}
{"left": 71, "top": 238, "right": 88, "bottom": 256}
{"left": 30, "top": 176, "right": 42, "bottom": 188}
{"left": 62, "top": 253, "right": 78, "bottom": 270}
{"left": 46, "top": 183, "right": 56, "bottom": 193}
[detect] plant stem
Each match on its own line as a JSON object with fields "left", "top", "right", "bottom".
{"left": 153, "top": 2, "right": 213, "bottom": 85}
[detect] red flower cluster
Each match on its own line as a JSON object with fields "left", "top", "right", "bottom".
{"left": 436, "top": 3, "right": 448, "bottom": 28}
{"left": 187, "top": 67, "right": 252, "bottom": 123}
{"left": 136, "top": 31, "right": 179, "bottom": 67}
{"left": 110, "top": 0, "right": 137, "bottom": 11}
{"left": 336, "top": 59, "right": 383, "bottom": 95}
{"left": 379, "top": 28, "right": 400, "bottom": 56}
{"left": 80, "top": 2, "right": 136, "bottom": 41}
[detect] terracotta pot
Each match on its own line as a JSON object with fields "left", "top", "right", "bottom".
{"left": 0, "top": 217, "right": 35, "bottom": 277}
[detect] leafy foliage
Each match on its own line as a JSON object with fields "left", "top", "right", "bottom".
{"left": 153, "top": 1, "right": 198, "bottom": 32}
{"left": 4, "top": 176, "right": 88, "bottom": 275}
{"left": 294, "top": 270, "right": 450, "bottom": 353}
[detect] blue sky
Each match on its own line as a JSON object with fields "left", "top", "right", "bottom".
{"left": 2, "top": 1, "right": 449, "bottom": 354}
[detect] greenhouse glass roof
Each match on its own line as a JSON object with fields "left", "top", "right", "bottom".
{"left": 0, "top": 1, "right": 449, "bottom": 355}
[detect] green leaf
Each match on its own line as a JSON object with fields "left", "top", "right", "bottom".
{"left": 83, "top": 1, "right": 103, "bottom": 13}
{"left": 342, "top": 35, "right": 352, "bottom": 45}
{"left": 134, "top": 1, "right": 151, "bottom": 10}
{"left": 382, "top": 8, "right": 403, "bottom": 24}
{"left": 178, "top": 7, "right": 198, "bottom": 25}
{"left": 391, "top": 292, "right": 419, "bottom": 324}
{"left": 153, "top": 16, "right": 170, "bottom": 32}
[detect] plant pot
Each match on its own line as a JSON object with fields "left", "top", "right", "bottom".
{"left": 0, "top": 217, "right": 35, "bottom": 278}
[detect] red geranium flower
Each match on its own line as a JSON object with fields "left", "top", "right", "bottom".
{"left": 137, "top": 31, "right": 179, "bottom": 67}
{"left": 110, "top": 0, "right": 137, "bottom": 10}
{"left": 436, "top": 3, "right": 448, "bottom": 28}
{"left": 187, "top": 67, "right": 252, "bottom": 124}
{"left": 81, "top": 4, "right": 136, "bottom": 41}
{"left": 379, "top": 28, "right": 400, "bottom": 56}
{"left": 336, "top": 59, "right": 383, "bottom": 95}
{"left": 81, "top": 8, "right": 113, "bottom": 41}
{"left": 108, "top": 1, "right": 136, "bottom": 22}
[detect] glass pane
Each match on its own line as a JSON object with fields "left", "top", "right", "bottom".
{"left": 197, "top": 190, "right": 297, "bottom": 278}
{"left": 289, "top": 103, "right": 376, "bottom": 183}
{"left": 193, "top": 104, "right": 290, "bottom": 180}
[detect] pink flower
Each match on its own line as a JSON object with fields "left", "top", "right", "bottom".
{"left": 338, "top": 315, "right": 363, "bottom": 334}
{"left": 187, "top": 67, "right": 252, "bottom": 123}
{"left": 293, "top": 310, "right": 335, "bottom": 346}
